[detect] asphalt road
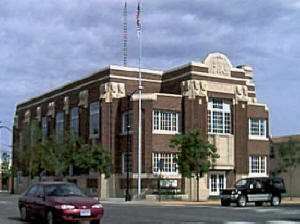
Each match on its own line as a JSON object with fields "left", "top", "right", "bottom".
{"left": 0, "top": 194, "right": 300, "bottom": 224}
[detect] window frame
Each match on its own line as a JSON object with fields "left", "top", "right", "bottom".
{"left": 152, "top": 110, "right": 179, "bottom": 134}
{"left": 152, "top": 152, "right": 178, "bottom": 175}
{"left": 122, "top": 111, "right": 133, "bottom": 135}
{"left": 208, "top": 98, "right": 232, "bottom": 135}
{"left": 209, "top": 171, "right": 226, "bottom": 196}
{"left": 41, "top": 116, "right": 48, "bottom": 143}
{"left": 70, "top": 107, "right": 79, "bottom": 139}
{"left": 55, "top": 112, "right": 64, "bottom": 143}
{"left": 249, "top": 155, "right": 267, "bottom": 177}
{"left": 249, "top": 118, "right": 267, "bottom": 139}
{"left": 89, "top": 102, "right": 100, "bottom": 139}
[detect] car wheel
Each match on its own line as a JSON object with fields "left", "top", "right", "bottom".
{"left": 237, "top": 195, "right": 247, "bottom": 207}
{"left": 46, "top": 211, "right": 54, "bottom": 224}
{"left": 255, "top": 201, "right": 263, "bottom": 206}
{"left": 271, "top": 195, "right": 281, "bottom": 206}
{"left": 90, "top": 220, "right": 101, "bottom": 224}
{"left": 20, "top": 207, "right": 28, "bottom": 221}
{"left": 221, "top": 200, "right": 230, "bottom": 206}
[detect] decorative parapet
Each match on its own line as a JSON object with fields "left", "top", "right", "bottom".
{"left": 202, "top": 53, "right": 232, "bottom": 77}
{"left": 63, "top": 96, "right": 70, "bottom": 114}
{"left": 237, "top": 64, "right": 253, "bottom": 78}
{"left": 47, "top": 102, "right": 55, "bottom": 118}
{"left": 24, "top": 110, "right": 31, "bottom": 123}
{"left": 14, "top": 115, "right": 19, "bottom": 128}
{"left": 100, "top": 82, "right": 125, "bottom": 103}
{"left": 181, "top": 80, "right": 207, "bottom": 99}
{"left": 78, "top": 90, "right": 88, "bottom": 108}
{"left": 36, "top": 106, "right": 41, "bottom": 121}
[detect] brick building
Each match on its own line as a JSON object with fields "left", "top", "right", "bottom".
{"left": 13, "top": 53, "right": 270, "bottom": 200}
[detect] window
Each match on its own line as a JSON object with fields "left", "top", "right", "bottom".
{"left": 209, "top": 172, "right": 226, "bottom": 195}
{"left": 249, "top": 155, "right": 267, "bottom": 176}
{"left": 56, "top": 112, "right": 64, "bottom": 143}
{"left": 122, "top": 153, "right": 132, "bottom": 173}
{"left": 122, "top": 111, "right": 133, "bottom": 134}
{"left": 70, "top": 107, "right": 79, "bottom": 139}
{"left": 89, "top": 102, "right": 100, "bottom": 139}
{"left": 41, "top": 117, "right": 48, "bottom": 143}
{"left": 153, "top": 110, "right": 178, "bottom": 133}
{"left": 153, "top": 153, "right": 178, "bottom": 174}
{"left": 208, "top": 98, "right": 232, "bottom": 134}
{"left": 249, "top": 118, "right": 266, "bottom": 138}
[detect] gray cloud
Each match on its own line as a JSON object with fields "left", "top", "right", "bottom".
{"left": 0, "top": 0, "right": 300, "bottom": 151}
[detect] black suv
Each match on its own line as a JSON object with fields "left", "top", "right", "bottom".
{"left": 220, "top": 177, "right": 286, "bottom": 207}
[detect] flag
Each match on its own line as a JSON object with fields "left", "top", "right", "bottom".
{"left": 136, "top": 1, "right": 141, "bottom": 38}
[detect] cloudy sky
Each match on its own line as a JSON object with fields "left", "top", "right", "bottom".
{"left": 0, "top": 0, "right": 300, "bottom": 154}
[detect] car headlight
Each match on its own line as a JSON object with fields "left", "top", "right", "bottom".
{"left": 231, "top": 190, "right": 236, "bottom": 195}
{"left": 92, "top": 204, "right": 103, "bottom": 209}
{"left": 55, "top": 204, "right": 75, "bottom": 210}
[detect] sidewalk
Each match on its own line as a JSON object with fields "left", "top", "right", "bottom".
{"left": 100, "top": 197, "right": 300, "bottom": 206}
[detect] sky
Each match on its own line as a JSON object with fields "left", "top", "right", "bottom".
{"left": 0, "top": 0, "right": 300, "bottom": 155}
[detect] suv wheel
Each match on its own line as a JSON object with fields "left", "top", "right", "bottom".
{"left": 237, "top": 195, "right": 247, "bottom": 207}
{"left": 271, "top": 195, "right": 281, "bottom": 206}
{"left": 20, "top": 207, "right": 28, "bottom": 221}
{"left": 221, "top": 199, "right": 230, "bottom": 206}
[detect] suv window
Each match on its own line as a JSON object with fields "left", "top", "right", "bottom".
{"left": 26, "top": 185, "right": 38, "bottom": 197}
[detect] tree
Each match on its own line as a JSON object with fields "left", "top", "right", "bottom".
{"left": 17, "top": 120, "right": 42, "bottom": 185}
{"left": 271, "top": 138, "right": 300, "bottom": 200}
{"left": 170, "top": 129, "right": 219, "bottom": 202}
{"left": 1, "top": 152, "right": 11, "bottom": 186}
{"left": 75, "top": 143, "right": 111, "bottom": 200}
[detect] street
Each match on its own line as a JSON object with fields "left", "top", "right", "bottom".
{"left": 0, "top": 194, "right": 299, "bottom": 224}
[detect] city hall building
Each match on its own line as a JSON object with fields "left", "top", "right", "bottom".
{"left": 13, "top": 53, "right": 270, "bottom": 200}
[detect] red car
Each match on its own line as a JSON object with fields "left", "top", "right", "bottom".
{"left": 18, "top": 182, "right": 104, "bottom": 224}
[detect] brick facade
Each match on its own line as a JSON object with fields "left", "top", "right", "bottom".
{"left": 13, "top": 53, "right": 270, "bottom": 200}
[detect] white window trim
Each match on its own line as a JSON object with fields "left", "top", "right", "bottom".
{"left": 249, "top": 118, "right": 267, "bottom": 139}
{"left": 209, "top": 171, "right": 226, "bottom": 196}
{"left": 208, "top": 98, "right": 232, "bottom": 135}
{"left": 152, "top": 110, "right": 179, "bottom": 134}
{"left": 152, "top": 152, "right": 178, "bottom": 175}
{"left": 248, "top": 155, "right": 267, "bottom": 177}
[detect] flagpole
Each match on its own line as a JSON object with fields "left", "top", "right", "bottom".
{"left": 137, "top": 0, "right": 142, "bottom": 199}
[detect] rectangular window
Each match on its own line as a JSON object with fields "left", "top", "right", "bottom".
{"left": 249, "top": 118, "right": 266, "bottom": 138}
{"left": 56, "top": 112, "right": 64, "bottom": 143}
{"left": 122, "top": 111, "right": 133, "bottom": 134}
{"left": 153, "top": 152, "right": 178, "bottom": 174}
{"left": 208, "top": 98, "right": 232, "bottom": 134}
{"left": 41, "top": 117, "right": 47, "bottom": 143}
{"left": 249, "top": 155, "right": 267, "bottom": 176}
{"left": 209, "top": 172, "right": 226, "bottom": 195}
{"left": 70, "top": 107, "right": 79, "bottom": 139}
{"left": 89, "top": 102, "right": 100, "bottom": 139}
{"left": 153, "top": 110, "right": 178, "bottom": 133}
{"left": 122, "top": 153, "right": 132, "bottom": 173}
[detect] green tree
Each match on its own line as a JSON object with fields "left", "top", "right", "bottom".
{"left": 170, "top": 129, "right": 219, "bottom": 202}
{"left": 1, "top": 152, "right": 11, "bottom": 181}
{"left": 271, "top": 138, "right": 300, "bottom": 200}
{"left": 75, "top": 143, "right": 111, "bottom": 200}
{"left": 17, "top": 120, "right": 42, "bottom": 185}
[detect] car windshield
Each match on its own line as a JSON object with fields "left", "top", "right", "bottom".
{"left": 45, "top": 184, "right": 86, "bottom": 197}
{"left": 236, "top": 179, "right": 248, "bottom": 188}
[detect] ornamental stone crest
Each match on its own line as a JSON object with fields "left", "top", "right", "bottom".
{"left": 181, "top": 80, "right": 207, "bottom": 99}
{"left": 202, "top": 53, "right": 232, "bottom": 77}
{"left": 100, "top": 82, "right": 125, "bottom": 103}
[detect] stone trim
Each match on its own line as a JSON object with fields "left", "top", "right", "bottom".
{"left": 78, "top": 90, "right": 88, "bottom": 108}
{"left": 36, "top": 106, "right": 41, "bottom": 121}
{"left": 46, "top": 102, "right": 55, "bottom": 118}
{"left": 100, "top": 82, "right": 125, "bottom": 103}
{"left": 63, "top": 96, "right": 70, "bottom": 114}
{"left": 24, "top": 110, "right": 31, "bottom": 123}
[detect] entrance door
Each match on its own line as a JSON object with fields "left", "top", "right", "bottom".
{"left": 209, "top": 172, "right": 226, "bottom": 196}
